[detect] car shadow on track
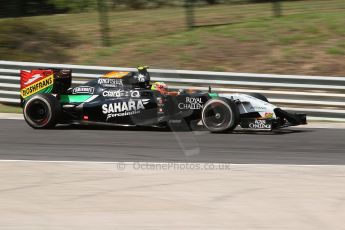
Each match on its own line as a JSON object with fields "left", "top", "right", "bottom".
{"left": 55, "top": 124, "right": 171, "bottom": 132}
{"left": 232, "top": 129, "right": 312, "bottom": 135}
{"left": 55, "top": 124, "right": 312, "bottom": 135}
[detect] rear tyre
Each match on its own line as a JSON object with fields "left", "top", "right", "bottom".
{"left": 202, "top": 98, "right": 240, "bottom": 133}
{"left": 23, "top": 94, "right": 61, "bottom": 129}
{"left": 248, "top": 93, "right": 269, "bottom": 103}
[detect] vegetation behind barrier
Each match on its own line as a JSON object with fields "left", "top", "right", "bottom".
{"left": 1, "top": 0, "right": 311, "bottom": 17}
{"left": 0, "top": 0, "right": 343, "bottom": 76}
{"left": 0, "top": 20, "right": 77, "bottom": 62}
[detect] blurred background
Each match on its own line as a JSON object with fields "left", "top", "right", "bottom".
{"left": 0, "top": 0, "right": 344, "bottom": 76}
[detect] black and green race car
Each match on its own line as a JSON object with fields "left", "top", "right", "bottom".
{"left": 20, "top": 66, "right": 306, "bottom": 132}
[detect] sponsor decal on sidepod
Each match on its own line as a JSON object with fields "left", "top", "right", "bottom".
{"left": 102, "top": 90, "right": 140, "bottom": 98}
{"left": 178, "top": 97, "right": 203, "bottom": 110}
{"left": 73, "top": 86, "right": 95, "bottom": 94}
{"left": 98, "top": 78, "right": 123, "bottom": 87}
{"left": 102, "top": 99, "right": 150, "bottom": 119}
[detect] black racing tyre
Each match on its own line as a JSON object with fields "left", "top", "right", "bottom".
{"left": 248, "top": 93, "right": 269, "bottom": 103}
{"left": 23, "top": 94, "right": 61, "bottom": 129}
{"left": 202, "top": 98, "right": 240, "bottom": 133}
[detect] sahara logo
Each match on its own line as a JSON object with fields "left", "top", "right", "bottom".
{"left": 21, "top": 75, "right": 54, "bottom": 98}
{"left": 178, "top": 97, "right": 203, "bottom": 110}
{"left": 102, "top": 99, "right": 150, "bottom": 119}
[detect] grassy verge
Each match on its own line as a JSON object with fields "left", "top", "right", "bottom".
{"left": 0, "top": 0, "right": 344, "bottom": 76}
{"left": 0, "top": 104, "right": 21, "bottom": 113}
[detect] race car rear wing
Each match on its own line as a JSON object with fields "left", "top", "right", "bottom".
{"left": 20, "top": 69, "right": 72, "bottom": 105}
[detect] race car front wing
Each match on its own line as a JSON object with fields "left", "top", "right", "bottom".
{"left": 240, "top": 108, "right": 307, "bottom": 130}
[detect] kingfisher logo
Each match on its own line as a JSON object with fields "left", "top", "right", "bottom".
{"left": 102, "top": 99, "right": 149, "bottom": 119}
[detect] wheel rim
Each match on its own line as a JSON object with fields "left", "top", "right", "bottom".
{"left": 26, "top": 99, "right": 50, "bottom": 126}
{"left": 203, "top": 102, "right": 231, "bottom": 130}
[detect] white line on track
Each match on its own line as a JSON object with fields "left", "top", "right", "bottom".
{"left": 0, "top": 159, "right": 342, "bottom": 167}
{"left": 0, "top": 113, "right": 23, "bottom": 120}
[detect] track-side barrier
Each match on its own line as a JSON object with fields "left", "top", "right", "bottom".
{"left": 0, "top": 60, "right": 344, "bottom": 121}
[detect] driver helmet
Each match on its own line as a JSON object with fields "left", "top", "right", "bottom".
{"left": 151, "top": 82, "right": 168, "bottom": 94}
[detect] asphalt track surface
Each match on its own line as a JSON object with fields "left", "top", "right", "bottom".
{"left": 1, "top": 119, "right": 345, "bottom": 165}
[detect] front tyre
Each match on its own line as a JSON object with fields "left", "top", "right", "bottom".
{"left": 202, "top": 98, "right": 240, "bottom": 133}
{"left": 23, "top": 94, "right": 61, "bottom": 129}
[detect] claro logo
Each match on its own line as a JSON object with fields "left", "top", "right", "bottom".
{"left": 102, "top": 90, "right": 140, "bottom": 98}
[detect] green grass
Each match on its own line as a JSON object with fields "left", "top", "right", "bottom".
{"left": 0, "top": 104, "right": 21, "bottom": 113}
{"left": 0, "top": 0, "right": 344, "bottom": 75}
{"left": 327, "top": 47, "right": 345, "bottom": 55}
{"left": 0, "top": 20, "right": 77, "bottom": 62}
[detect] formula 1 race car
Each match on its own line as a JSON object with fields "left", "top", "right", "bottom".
{"left": 20, "top": 67, "right": 307, "bottom": 132}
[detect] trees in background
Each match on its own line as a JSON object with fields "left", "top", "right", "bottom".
{"left": 0, "top": 0, "right": 64, "bottom": 17}
{"left": 0, "top": 0, "right": 225, "bottom": 18}
{"left": 0, "top": 20, "right": 77, "bottom": 61}
{"left": 1, "top": 0, "right": 288, "bottom": 18}
{"left": 0, "top": 0, "right": 96, "bottom": 17}
{"left": 47, "top": 0, "right": 96, "bottom": 12}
